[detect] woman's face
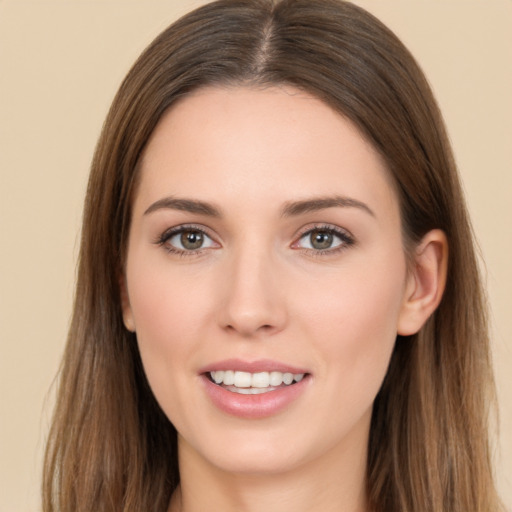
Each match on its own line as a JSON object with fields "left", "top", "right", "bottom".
{"left": 123, "top": 86, "right": 413, "bottom": 475}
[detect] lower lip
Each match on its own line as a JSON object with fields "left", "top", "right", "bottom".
{"left": 201, "top": 375, "right": 310, "bottom": 419}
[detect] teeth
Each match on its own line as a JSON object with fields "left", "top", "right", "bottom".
{"left": 212, "top": 371, "right": 224, "bottom": 384}
{"left": 209, "top": 370, "right": 306, "bottom": 389}
{"left": 269, "top": 371, "right": 283, "bottom": 386}
{"left": 230, "top": 387, "right": 275, "bottom": 395}
{"left": 233, "top": 371, "right": 252, "bottom": 388}
{"left": 223, "top": 370, "right": 235, "bottom": 385}
{"left": 252, "top": 372, "right": 270, "bottom": 388}
{"left": 283, "top": 373, "right": 293, "bottom": 385}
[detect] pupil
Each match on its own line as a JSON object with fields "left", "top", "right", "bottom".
{"left": 311, "top": 230, "right": 332, "bottom": 250}
{"left": 181, "top": 231, "right": 203, "bottom": 250}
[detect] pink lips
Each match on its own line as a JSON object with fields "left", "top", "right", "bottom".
{"left": 199, "top": 358, "right": 309, "bottom": 375}
{"left": 199, "top": 358, "right": 310, "bottom": 419}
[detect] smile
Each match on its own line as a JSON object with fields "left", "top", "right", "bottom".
{"left": 201, "top": 361, "right": 311, "bottom": 418}
{"left": 209, "top": 370, "right": 306, "bottom": 394}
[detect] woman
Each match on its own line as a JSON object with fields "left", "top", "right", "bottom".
{"left": 43, "top": 0, "right": 504, "bottom": 511}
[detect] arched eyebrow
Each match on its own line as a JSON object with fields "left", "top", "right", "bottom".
{"left": 143, "top": 195, "right": 374, "bottom": 218}
{"left": 281, "top": 196, "right": 375, "bottom": 217}
{"left": 144, "top": 197, "right": 221, "bottom": 217}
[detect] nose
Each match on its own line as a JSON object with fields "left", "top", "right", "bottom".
{"left": 217, "top": 246, "right": 288, "bottom": 338}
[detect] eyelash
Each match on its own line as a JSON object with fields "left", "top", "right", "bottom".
{"left": 154, "top": 224, "right": 216, "bottom": 257}
{"left": 293, "top": 224, "right": 355, "bottom": 257}
{"left": 154, "top": 223, "right": 355, "bottom": 257}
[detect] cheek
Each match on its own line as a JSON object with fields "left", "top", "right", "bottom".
{"left": 127, "top": 250, "right": 212, "bottom": 340}
{"left": 297, "top": 251, "right": 406, "bottom": 399}
{"left": 125, "top": 255, "right": 215, "bottom": 403}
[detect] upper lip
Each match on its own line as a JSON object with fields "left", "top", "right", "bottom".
{"left": 198, "top": 358, "right": 310, "bottom": 375}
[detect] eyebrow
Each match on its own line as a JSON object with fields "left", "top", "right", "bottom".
{"left": 144, "top": 197, "right": 221, "bottom": 217}
{"left": 281, "top": 195, "right": 375, "bottom": 218}
{"left": 143, "top": 194, "right": 375, "bottom": 218}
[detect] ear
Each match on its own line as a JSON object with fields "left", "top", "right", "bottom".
{"left": 119, "top": 273, "right": 136, "bottom": 332}
{"left": 397, "top": 229, "right": 448, "bottom": 336}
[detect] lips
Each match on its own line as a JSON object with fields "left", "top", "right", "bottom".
{"left": 199, "top": 359, "right": 310, "bottom": 418}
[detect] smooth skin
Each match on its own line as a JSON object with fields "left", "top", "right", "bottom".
{"left": 121, "top": 86, "right": 447, "bottom": 512}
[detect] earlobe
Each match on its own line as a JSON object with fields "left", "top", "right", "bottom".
{"left": 397, "top": 229, "right": 448, "bottom": 336}
{"left": 119, "top": 274, "right": 136, "bottom": 332}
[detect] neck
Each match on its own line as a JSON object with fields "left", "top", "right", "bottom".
{"left": 169, "top": 418, "right": 370, "bottom": 512}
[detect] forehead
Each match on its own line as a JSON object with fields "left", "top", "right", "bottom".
{"left": 143, "top": 85, "right": 379, "bottom": 165}
{"left": 135, "top": 85, "right": 398, "bottom": 221}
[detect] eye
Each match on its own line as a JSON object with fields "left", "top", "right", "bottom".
{"left": 294, "top": 226, "right": 354, "bottom": 253}
{"left": 157, "top": 226, "right": 218, "bottom": 254}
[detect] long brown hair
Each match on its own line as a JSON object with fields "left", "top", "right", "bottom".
{"left": 43, "top": 1, "right": 503, "bottom": 510}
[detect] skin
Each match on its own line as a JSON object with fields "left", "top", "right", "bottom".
{"left": 122, "top": 86, "right": 447, "bottom": 512}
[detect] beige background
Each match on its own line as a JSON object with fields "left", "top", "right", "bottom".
{"left": 1, "top": 1, "right": 510, "bottom": 510}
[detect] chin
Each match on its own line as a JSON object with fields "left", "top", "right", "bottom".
{"left": 207, "top": 448, "right": 307, "bottom": 477}
{"left": 179, "top": 425, "right": 314, "bottom": 476}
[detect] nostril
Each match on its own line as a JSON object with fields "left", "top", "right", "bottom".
{"left": 224, "top": 323, "right": 276, "bottom": 335}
